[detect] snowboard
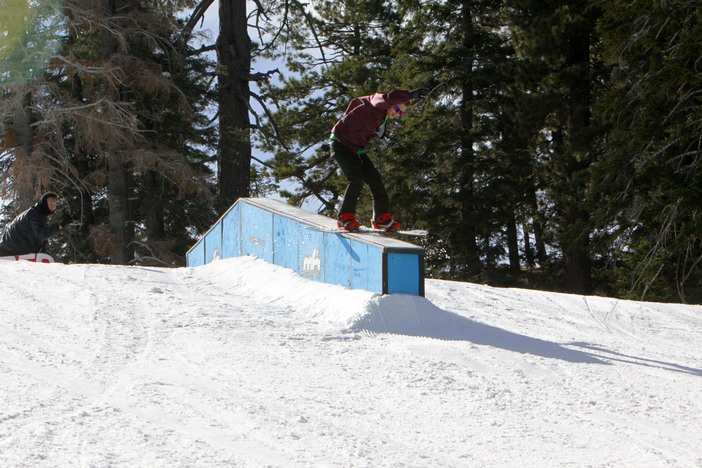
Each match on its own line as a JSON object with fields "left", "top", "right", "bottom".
{"left": 305, "top": 226, "right": 427, "bottom": 237}
{"left": 0, "top": 253, "right": 55, "bottom": 263}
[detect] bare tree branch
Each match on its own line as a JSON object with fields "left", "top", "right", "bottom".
{"left": 181, "top": 0, "right": 216, "bottom": 41}
{"left": 289, "top": 0, "right": 328, "bottom": 64}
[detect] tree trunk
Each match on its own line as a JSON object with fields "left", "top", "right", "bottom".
{"left": 143, "top": 170, "right": 168, "bottom": 262}
{"left": 14, "top": 91, "right": 37, "bottom": 211}
{"left": 107, "top": 153, "right": 135, "bottom": 263}
{"left": 528, "top": 187, "right": 547, "bottom": 265}
{"left": 523, "top": 223, "right": 534, "bottom": 267}
{"left": 216, "top": 0, "right": 252, "bottom": 205}
{"left": 563, "top": 208, "right": 592, "bottom": 294}
{"left": 561, "top": 29, "right": 593, "bottom": 295}
{"left": 456, "top": 0, "right": 480, "bottom": 276}
{"left": 143, "top": 171, "right": 165, "bottom": 241}
{"left": 102, "top": 0, "right": 135, "bottom": 264}
{"left": 506, "top": 206, "right": 520, "bottom": 274}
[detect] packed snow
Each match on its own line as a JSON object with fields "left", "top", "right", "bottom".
{"left": 1, "top": 256, "right": 701, "bottom": 467}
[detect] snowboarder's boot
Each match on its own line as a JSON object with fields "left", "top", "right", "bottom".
{"left": 337, "top": 213, "right": 361, "bottom": 232}
{"left": 371, "top": 213, "right": 401, "bottom": 232}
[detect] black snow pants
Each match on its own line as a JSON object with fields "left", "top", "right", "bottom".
{"left": 331, "top": 140, "right": 390, "bottom": 217}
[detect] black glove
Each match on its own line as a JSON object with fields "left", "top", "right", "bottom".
{"left": 410, "top": 88, "right": 429, "bottom": 101}
{"left": 61, "top": 213, "right": 74, "bottom": 227}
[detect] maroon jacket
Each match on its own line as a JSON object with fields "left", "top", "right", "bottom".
{"left": 331, "top": 90, "right": 412, "bottom": 153}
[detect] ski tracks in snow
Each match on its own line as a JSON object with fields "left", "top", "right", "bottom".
{"left": 0, "top": 262, "right": 291, "bottom": 466}
{"left": 1, "top": 258, "right": 702, "bottom": 467}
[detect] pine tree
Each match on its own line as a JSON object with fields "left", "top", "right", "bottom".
{"left": 593, "top": 0, "right": 702, "bottom": 302}
{"left": 215, "top": 0, "right": 252, "bottom": 205}
{"left": 0, "top": 0, "right": 66, "bottom": 210}
{"left": 506, "top": 0, "right": 604, "bottom": 294}
{"left": 1, "top": 0, "right": 217, "bottom": 265}
{"left": 386, "top": 0, "right": 517, "bottom": 281}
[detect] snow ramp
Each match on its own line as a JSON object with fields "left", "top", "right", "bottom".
{"left": 186, "top": 198, "right": 425, "bottom": 296}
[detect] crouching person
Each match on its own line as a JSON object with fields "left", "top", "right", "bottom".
{"left": 0, "top": 193, "right": 73, "bottom": 256}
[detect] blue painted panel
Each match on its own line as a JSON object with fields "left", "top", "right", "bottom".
{"left": 387, "top": 253, "right": 420, "bottom": 295}
{"left": 204, "top": 222, "right": 222, "bottom": 264}
{"left": 187, "top": 242, "right": 205, "bottom": 267}
{"left": 324, "top": 234, "right": 354, "bottom": 288}
{"left": 188, "top": 198, "right": 423, "bottom": 295}
{"left": 241, "top": 202, "right": 273, "bottom": 262}
{"left": 352, "top": 242, "right": 383, "bottom": 294}
{"left": 221, "top": 204, "right": 240, "bottom": 259}
{"left": 273, "top": 215, "right": 298, "bottom": 271}
{"left": 299, "top": 227, "right": 325, "bottom": 282}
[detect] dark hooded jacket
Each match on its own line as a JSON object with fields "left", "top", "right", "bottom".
{"left": 331, "top": 90, "right": 412, "bottom": 154}
{"left": 0, "top": 193, "right": 61, "bottom": 256}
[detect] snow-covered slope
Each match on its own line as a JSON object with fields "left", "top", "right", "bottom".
{"left": 1, "top": 257, "right": 700, "bottom": 467}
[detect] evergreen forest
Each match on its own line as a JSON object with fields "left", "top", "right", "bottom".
{"left": 1, "top": 0, "right": 701, "bottom": 303}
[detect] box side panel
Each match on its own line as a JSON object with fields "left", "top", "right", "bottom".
{"left": 273, "top": 214, "right": 299, "bottom": 271}
{"left": 324, "top": 234, "right": 354, "bottom": 289}
{"left": 241, "top": 202, "right": 273, "bottom": 262}
{"left": 352, "top": 242, "right": 383, "bottom": 294}
{"left": 186, "top": 242, "right": 205, "bottom": 267}
{"left": 204, "top": 222, "right": 222, "bottom": 264}
{"left": 387, "top": 253, "right": 420, "bottom": 295}
{"left": 221, "top": 204, "right": 240, "bottom": 259}
{"left": 299, "top": 227, "right": 325, "bottom": 282}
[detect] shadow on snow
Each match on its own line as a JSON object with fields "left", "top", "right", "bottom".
{"left": 349, "top": 295, "right": 702, "bottom": 374}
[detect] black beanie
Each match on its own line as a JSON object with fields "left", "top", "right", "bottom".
{"left": 39, "top": 192, "right": 58, "bottom": 216}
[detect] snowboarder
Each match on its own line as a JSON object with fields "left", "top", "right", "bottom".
{"left": 330, "top": 88, "right": 428, "bottom": 232}
{"left": 0, "top": 193, "right": 73, "bottom": 257}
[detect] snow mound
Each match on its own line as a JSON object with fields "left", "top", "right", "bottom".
{"left": 197, "top": 256, "right": 378, "bottom": 329}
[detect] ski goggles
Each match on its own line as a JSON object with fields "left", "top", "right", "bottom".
{"left": 394, "top": 106, "right": 405, "bottom": 116}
